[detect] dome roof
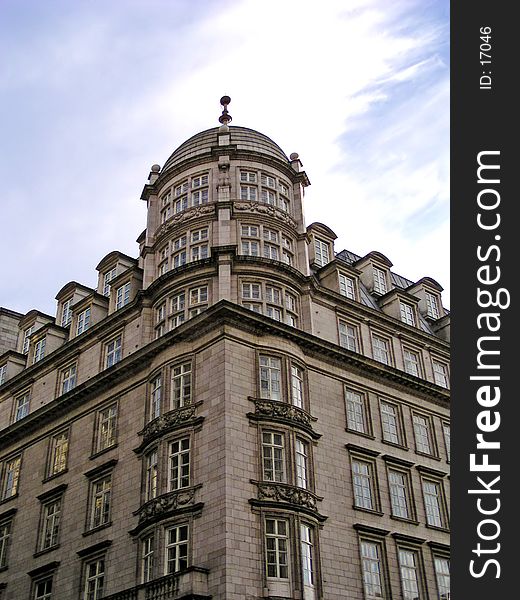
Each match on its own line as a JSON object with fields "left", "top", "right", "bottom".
{"left": 162, "top": 126, "right": 289, "bottom": 173}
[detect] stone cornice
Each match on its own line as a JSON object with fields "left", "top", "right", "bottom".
{"left": 136, "top": 404, "right": 204, "bottom": 452}
{"left": 250, "top": 480, "right": 327, "bottom": 522}
{"left": 247, "top": 397, "right": 320, "bottom": 440}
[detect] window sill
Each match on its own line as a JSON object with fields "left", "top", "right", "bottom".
{"left": 352, "top": 506, "right": 384, "bottom": 517}
{"left": 425, "top": 523, "right": 450, "bottom": 533}
{"left": 33, "top": 544, "right": 60, "bottom": 558}
{"left": 90, "top": 444, "right": 118, "bottom": 461}
{"left": 345, "top": 428, "right": 375, "bottom": 441}
{"left": 390, "top": 515, "right": 420, "bottom": 526}
{"left": 83, "top": 522, "right": 113, "bottom": 537}
{"left": 0, "top": 493, "right": 18, "bottom": 506}
{"left": 415, "top": 450, "right": 441, "bottom": 461}
{"left": 381, "top": 440, "right": 408, "bottom": 451}
{"left": 42, "top": 469, "right": 68, "bottom": 484}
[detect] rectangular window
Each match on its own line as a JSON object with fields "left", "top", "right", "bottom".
{"left": 39, "top": 496, "right": 62, "bottom": 551}
{"left": 83, "top": 557, "right": 105, "bottom": 600}
{"left": 171, "top": 362, "right": 192, "bottom": 409}
{"left": 295, "top": 439, "right": 309, "bottom": 489}
{"left": 191, "top": 174, "right": 208, "bottom": 188}
{"left": 22, "top": 325, "right": 34, "bottom": 354}
{"left": 352, "top": 459, "right": 375, "bottom": 510}
{"left": 443, "top": 423, "right": 450, "bottom": 461}
{"left": 142, "top": 535, "right": 154, "bottom": 583}
{"left": 300, "top": 524, "right": 315, "bottom": 587}
{"left": 413, "top": 414, "right": 434, "bottom": 455}
{"left": 339, "top": 322, "right": 358, "bottom": 352}
{"left": 241, "top": 224, "right": 259, "bottom": 237}
{"left": 0, "top": 519, "right": 11, "bottom": 568}
{"left": 189, "top": 286, "right": 208, "bottom": 305}
{"left": 403, "top": 348, "right": 421, "bottom": 377}
{"left": 241, "top": 240, "right": 260, "bottom": 256}
{"left": 432, "top": 360, "right": 449, "bottom": 388}
{"left": 398, "top": 548, "right": 422, "bottom": 600}
{"left": 14, "top": 391, "right": 30, "bottom": 421}
{"left": 373, "top": 267, "right": 388, "bottom": 294}
{"left": 77, "top": 307, "right": 91, "bottom": 335}
{"left": 0, "top": 363, "right": 6, "bottom": 386}
{"left": 190, "top": 244, "right": 208, "bottom": 261}
{"left": 266, "top": 286, "right": 282, "bottom": 305}
{"left": 33, "top": 577, "right": 53, "bottom": 600}
{"left": 434, "top": 556, "right": 450, "bottom": 599}
{"left": 243, "top": 302, "right": 262, "bottom": 314}
{"left": 339, "top": 274, "right": 356, "bottom": 299}
{"left": 388, "top": 469, "right": 411, "bottom": 519}
{"left": 60, "top": 363, "right": 77, "bottom": 394}
{"left": 372, "top": 335, "right": 390, "bottom": 365}
{"left": 191, "top": 227, "right": 208, "bottom": 242}
{"left": 145, "top": 450, "right": 158, "bottom": 501}
{"left": 242, "top": 282, "right": 261, "bottom": 300}
{"left": 426, "top": 292, "right": 440, "bottom": 319}
{"left": 241, "top": 185, "right": 257, "bottom": 201}
{"left": 261, "top": 189, "right": 277, "bottom": 205}
{"left": 103, "top": 267, "right": 117, "bottom": 297}
{"left": 175, "top": 181, "right": 189, "bottom": 197}
{"left": 259, "top": 356, "right": 282, "bottom": 400}
{"left": 262, "top": 431, "right": 285, "bottom": 482}
{"left": 2, "top": 456, "right": 21, "bottom": 499}
{"left": 34, "top": 337, "right": 46, "bottom": 363}
{"left": 345, "top": 388, "right": 368, "bottom": 434}
{"left": 290, "top": 365, "right": 304, "bottom": 408}
{"left": 261, "top": 174, "right": 276, "bottom": 188}
{"left": 400, "top": 302, "right": 416, "bottom": 326}
{"left": 90, "top": 475, "right": 111, "bottom": 529}
{"left": 170, "top": 292, "right": 185, "bottom": 313}
{"left": 115, "top": 282, "right": 131, "bottom": 309}
{"left": 422, "top": 480, "right": 445, "bottom": 528}
{"left": 150, "top": 375, "right": 162, "bottom": 421}
{"left": 263, "top": 243, "right": 279, "bottom": 260}
{"left": 61, "top": 297, "right": 73, "bottom": 327}
{"left": 266, "top": 306, "right": 282, "bottom": 321}
{"left": 174, "top": 196, "right": 188, "bottom": 214}
{"left": 360, "top": 540, "right": 385, "bottom": 600}
{"left": 265, "top": 518, "right": 289, "bottom": 579}
{"left": 240, "top": 171, "right": 257, "bottom": 183}
{"left": 165, "top": 525, "right": 189, "bottom": 574}
{"left": 380, "top": 401, "right": 402, "bottom": 445}
{"left": 191, "top": 189, "right": 208, "bottom": 206}
{"left": 48, "top": 430, "right": 69, "bottom": 477}
{"left": 314, "top": 238, "right": 330, "bottom": 266}
{"left": 168, "top": 438, "right": 190, "bottom": 490}
{"left": 105, "top": 335, "right": 122, "bottom": 368}
{"left": 96, "top": 403, "right": 117, "bottom": 452}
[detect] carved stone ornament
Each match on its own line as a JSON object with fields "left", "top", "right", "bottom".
{"left": 140, "top": 405, "right": 197, "bottom": 445}
{"left": 254, "top": 399, "right": 312, "bottom": 427}
{"left": 136, "top": 488, "right": 196, "bottom": 525}
{"left": 233, "top": 202, "right": 297, "bottom": 228}
{"left": 257, "top": 482, "right": 317, "bottom": 510}
{"left": 158, "top": 205, "right": 216, "bottom": 237}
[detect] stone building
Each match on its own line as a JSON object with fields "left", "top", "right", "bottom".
{"left": 0, "top": 98, "right": 450, "bottom": 600}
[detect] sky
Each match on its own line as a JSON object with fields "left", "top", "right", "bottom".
{"left": 0, "top": 0, "right": 449, "bottom": 316}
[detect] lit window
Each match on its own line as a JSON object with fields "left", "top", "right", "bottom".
{"left": 352, "top": 459, "right": 375, "bottom": 510}
{"left": 145, "top": 450, "right": 158, "bottom": 501}
{"left": 0, "top": 519, "right": 12, "bottom": 568}
{"left": 61, "top": 297, "right": 73, "bottom": 326}
{"left": 142, "top": 535, "right": 155, "bottom": 583}
{"left": 14, "top": 392, "right": 30, "bottom": 421}
{"left": 373, "top": 267, "right": 388, "bottom": 294}
{"left": 259, "top": 356, "right": 282, "bottom": 400}
{"left": 339, "top": 322, "right": 358, "bottom": 352}
{"left": 434, "top": 556, "right": 451, "bottom": 599}
{"left": 83, "top": 557, "right": 105, "bottom": 600}
{"left": 265, "top": 518, "right": 289, "bottom": 579}
{"left": 432, "top": 360, "right": 449, "bottom": 388}
{"left": 380, "top": 401, "right": 402, "bottom": 445}
{"left": 295, "top": 439, "right": 309, "bottom": 489}
{"left": 314, "top": 238, "right": 330, "bottom": 267}
{"left": 171, "top": 362, "right": 192, "bottom": 409}
{"left": 168, "top": 438, "right": 190, "bottom": 490}
{"left": 360, "top": 540, "right": 385, "bottom": 599}
{"left": 388, "top": 469, "right": 411, "bottom": 519}
{"left": 105, "top": 335, "right": 122, "bottom": 368}
{"left": 422, "top": 480, "right": 445, "bottom": 528}
{"left": 291, "top": 365, "right": 304, "bottom": 408}
{"left": 403, "top": 349, "right": 421, "bottom": 377}
{"left": 2, "top": 456, "right": 21, "bottom": 499}
{"left": 262, "top": 431, "right": 285, "bottom": 482}
{"left": 77, "top": 307, "right": 91, "bottom": 335}
{"left": 426, "top": 292, "right": 441, "bottom": 319}
{"left": 413, "top": 414, "right": 433, "bottom": 455}
{"left": 48, "top": 431, "right": 69, "bottom": 477}
{"left": 345, "top": 389, "right": 367, "bottom": 434}
{"left": 339, "top": 274, "right": 356, "bottom": 300}
{"left": 398, "top": 549, "right": 422, "bottom": 600}
{"left": 300, "top": 524, "right": 315, "bottom": 588}
{"left": 39, "top": 496, "right": 62, "bottom": 551}
{"left": 372, "top": 335, "right": 390, "bottom": 365}
{"left": 115, "top": 282, "right": 131, "bottom": 310}
{"left": 89, "top": 475, "right": 112, "bottom": 529}
{"left": 400, "top": 302, "right": 416, "bottom": 326}
{"left": 34, "top": 337, "right": 47, "bottom": 364}
{"left": 150, "top": 375, "right": 162, "bottom": 421}
{"left": 60, "top": 363, "right": 77, "bottom": 394}
{"left": 103, "top": 267, "right": 117, "bottom": 297}
{"left": 165, "top": 525, "right": 189, "bottom": 574}
{"left": 97, "top": 404, "right": 117, "bottom": 452}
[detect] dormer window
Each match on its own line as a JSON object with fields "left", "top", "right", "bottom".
{"left": 60, "top": 298, "right": 73, "bottom": 327}
{"left": 426, "top": 292, "right": 440, "bottom": 319}
{"left": 77, "top": 307, "right": 91, "bottom": 335}
{"left": 399, "top": 302, "right": 416, "bottom": 326}
{"left": 115, "top": 282, "right": 131, "bottom": 310}
{"left": 339, "top": 274, "right": 356, "bottom": 300}
{"left": 314, "top": 238, "right": 330, "bottom": 267}
{"left": 103, "top": 268, "right": 117, "bottom": 297}
{"left": 373, "top": 267, "right": 388, "bottom": 295}
{"left": 22, "top": 326, "right": 34, "bottom": 354}
{"left": 33, "top": 337, "right": 46, "bottom": 364}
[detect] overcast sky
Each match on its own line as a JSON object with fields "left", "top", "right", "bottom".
{"left": 0, "top": 0, "right": 449, "bottom": 316}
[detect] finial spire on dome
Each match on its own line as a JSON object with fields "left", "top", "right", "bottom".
{"left": 219, "top": 96, "right": 232, "bottom": 126}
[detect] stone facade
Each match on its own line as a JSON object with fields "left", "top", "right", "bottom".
{"left": 0, "top": 107, "right": 450, "bottom": 600}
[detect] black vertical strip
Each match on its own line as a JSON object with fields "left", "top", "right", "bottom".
{"left": 451, "top": 2, "right": 517, "bottom": 598}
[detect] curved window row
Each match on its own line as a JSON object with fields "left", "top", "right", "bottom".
{"left": 159, "top": 172, "right": 210, "bottom": 224}
{"left": 241, "top": 280, "right": 299, "bottom": 327}
{"left": 240, "top": 169, "right": 292, "bottom": 214}
{"left": 154, "top": 283, "right": 210, "bottom": 338}
{"left": 240, "top": 222, "right": 295, "bottom": 266}
{"left": 157, "top": 226, "right": 210, "bottom": 276}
